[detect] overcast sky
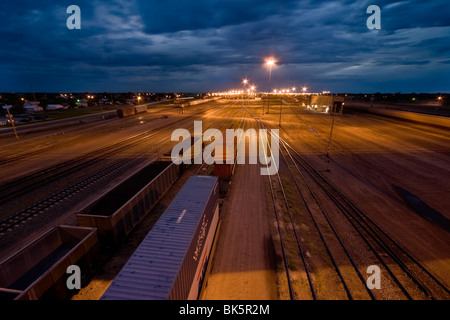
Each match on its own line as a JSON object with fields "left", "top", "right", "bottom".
{"left": 1, "top": 0, "right": 449, "bottom": 93}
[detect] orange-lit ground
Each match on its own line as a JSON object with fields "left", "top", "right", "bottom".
{"left": 1, "top": 99, "right": 449, "bottom": 300}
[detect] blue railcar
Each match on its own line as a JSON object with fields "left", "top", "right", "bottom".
{"left": 101, "top": 175, "right": 219, "bottom": 300}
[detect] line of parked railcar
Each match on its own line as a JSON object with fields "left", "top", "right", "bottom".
{"left": 101, "top": 175, "right": 220, "bottom": 300}
{"left": 0, "top": 226, "right": 99, "bottom": 300}
{"left": 0, "top": 135, "right": 230, "bottom": 300}
{"left": 0, "top": 157, "right": 182, "bottom": 300}
{"left": 77, "top": 159, "right": 180, "bottom": 250}
{"left": 117, "top": 105, "right": 148, "bottom": 118}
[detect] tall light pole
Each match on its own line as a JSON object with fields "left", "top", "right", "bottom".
{"left": 242, "top": 79, "right": 248, "bottom": 104}
{"left": 437, "top": 96, "right": 442, "bottom": 112}
{"left": 279, "top": 98, "right": 283, "bottom": 127}
{"left": 265, "top": 58, "right": 275, "bottom": 114}
{"left": 326, "top": 103, "right": 336, "bottom": 158}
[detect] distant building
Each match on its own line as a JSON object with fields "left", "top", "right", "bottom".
{"left": 24, "top": 105, "right": 44, "bottom": 113}
{"left": 24, "top": 100, "right": 40, "bottom": 107}
{"left": 100, "top": 98, "right": 112, "bottom": 105}
{"left": 23, "top": 101, "right": 42, "bottom": 113}
{"left": 76, "top": 99, "right": 88, "bottom": 108}
{"left": 309, "top": 95, "right": 345, "bottom": 114}
{"left": 46, "top": 104, "right": 65, "bottom": 110}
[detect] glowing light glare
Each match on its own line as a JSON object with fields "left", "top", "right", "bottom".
{"left": 266, "top": 58, "right": 275, "bottom": 67}
{"left": 242, "top": 79, "right": 249, "bottom": 85}
{"left": 209, "top": 88, "right": 263, "bottom": 96}
{"left": 302, "top": 87, "right": 307, "bottom": 92}
{"left": 292, "top": 87, "right": 296, "bottom": 92}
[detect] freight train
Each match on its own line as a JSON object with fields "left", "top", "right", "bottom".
{"left": 0, "top": 226, "right": 99, "bottom": 300}
{"left": 101, "top": 175, "right": 220, "bottom": 300}
{"left": 117, "top": 105, "right": 148, "bottom": 118}
{"left": 0, "top": 141, "right": 217, "bottom": 300}
{"left": 76, "top": 159, "right": 180, "bottom": 250}
{"left": 0, "top": 158, "right": 181, "bottom": 300}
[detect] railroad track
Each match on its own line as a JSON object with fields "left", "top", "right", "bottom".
{"left": 244, "top": 104, "right": 450, "bottom": 300}
{"left": 0, "top": 103, "right": 241, "bottom": 238}
{"left": 195, "top": 107, "right": 249, "bottom": 175}
{"left": 285, "top": 143, "right": 450, "bottom": 300}
{"left": 0, "top": 129, "right": 173, "bottom": 236}
{"left": 0, "top": 103, "right": 230, "bottom": 205}
{"left": 255, "top": 118, "right": 314, "bottom": 300}
{"left": 0, "top": 146, "right": 57, "bottom": 166}
{"left": 0, "top": 119, "right": 117, "bottom": 167}
{"left": 0, "top": 130, "right": 163, "bottom": 205}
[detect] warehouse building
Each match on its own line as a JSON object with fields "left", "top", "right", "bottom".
{"left": 309, "top": 95, "right": 345, "bottom": 114}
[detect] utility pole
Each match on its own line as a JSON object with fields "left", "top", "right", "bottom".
{"left": 279, "top": 98, "right": 283, "bottom": 127}
{"left": 31, "top": 85, "right": 37, "bottom": 104}
{"left": 326, "top": 103, "right": 337, "bottom": 158}
{"left": 5, "top": 105, "right": 19, "bottom": 140}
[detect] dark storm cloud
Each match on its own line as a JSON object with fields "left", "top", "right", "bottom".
{"left": 136, "top": 0, "right": 300, "bottom": 34}
{"left": 0, "top": 0, "right": 449, "bottom": 92}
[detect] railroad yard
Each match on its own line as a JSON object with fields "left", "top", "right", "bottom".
{"left": 0, "top": 99, "right": 449, "bottom": 300}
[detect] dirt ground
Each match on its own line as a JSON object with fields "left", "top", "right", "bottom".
{"left": 258, "top": 101, "right": 450, "bottom": 293}
{"left": 1, "top": 99, "right": 449, "bottom": 300}
{"left": 199, "top": 163, "right": 279, "bottom": 300}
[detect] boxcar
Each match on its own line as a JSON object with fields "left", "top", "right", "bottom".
{"left": 76, "top": 159, "right": 180, "bottom": 249}
{"left": 101, "top": 175, "right": 219, "bottom": 300}
{"left": 117, "top": 107, "right": 136, "bottom": 118}
{"left": 0, "top": 226, "right": 99, "bottom": 300}
{"left": 134, "top": 105, "right": 147, "bottom": 114}
{"left": 213, "top": 131, "right": 236, "bottom": 179}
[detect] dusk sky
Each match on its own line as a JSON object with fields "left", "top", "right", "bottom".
{"left": 1, "top": 0, "right": 449, "bottom": 93}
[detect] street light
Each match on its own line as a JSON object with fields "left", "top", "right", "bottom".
{"left": 279, "top": 97, "right": 283, "bottom": 127}
{"left": 265, "top": 58, "right": 276, "bottom": 114}
{"left": 242, "top": 79, "right": 249, "bottom": 102}
{"left": 437, "top": 96, "right": 443, "bottom": 112}
{"left": 250, "top": 85, "right": 256, "bottom": 97}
